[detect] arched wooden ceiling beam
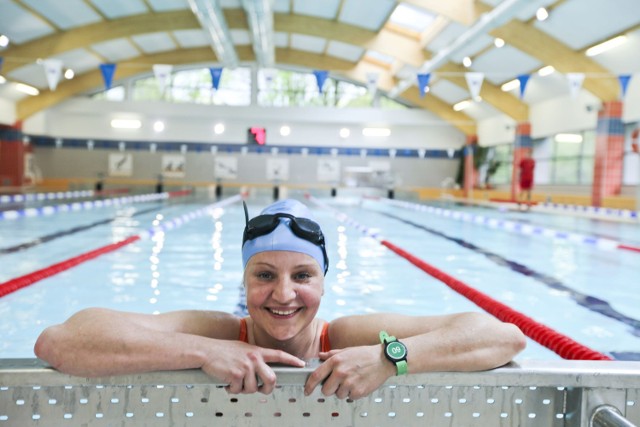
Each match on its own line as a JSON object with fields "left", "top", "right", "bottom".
{"left": 476, "top": 2, "right": 620, "bottom": 101}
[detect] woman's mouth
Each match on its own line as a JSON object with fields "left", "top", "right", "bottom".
{"left": 267, "top": 307, "right": 302, "bottom": 318}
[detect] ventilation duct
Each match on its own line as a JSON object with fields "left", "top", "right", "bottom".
{"left": 188, "top": 0, "right": 239, "bottom": 68}
{"left": 242, "top": 0, "right": 275, "bottom": 68}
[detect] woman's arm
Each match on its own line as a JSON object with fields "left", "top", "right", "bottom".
{"left": 305, "top": 312, "right": 526, "bottom": 399}
{"left": 34, "top": 307, "right": 305, "bottom": 393}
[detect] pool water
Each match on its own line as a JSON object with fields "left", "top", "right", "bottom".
{"left": 1, "top": 192, "right": 639, "bottom": 361}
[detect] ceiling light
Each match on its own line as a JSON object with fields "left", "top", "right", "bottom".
{"left": 280, "top": 125, "right": 291, "bottom": 136}
{"left": 453, "top": 100, "right": 471, "bottom": 111}
{"left": 536, "top": 7, "right": 548, "bottom": 21}
{"left": 501, "top": 79, "right": 520, "bottom": 92}
{"left": 494, "top": 38, "right": 505, "bottom": 48}
{"left": 0, "top": 35, "right": 8, "bottom": 47}
{"left": 214, "top": 123, "right": 225, "bottom": 134}
{"left": 362, "top": 128, "right": 391, "bottom": 137}
{"left": 153, "top": 121, "right": 165, "bottom": 132}
{"left": 339, "top": 128, "right": 350, "bottom": 138}
{"left": 64, "top": 69, "right": 74, "bottom": 80}
{"left": 585, "top": 35, "right": 628, "bottom": 57}
{"left": 15, "top": 83, "right": 39, "bottom": 96}
{"left": 462, "top": 56, "right": 472, "bottom": 68}
{"left": 0, "top": 75, "right": 6, "bottom": 84}
{"left": 111, "top": 119, "right": 141, "bottom": 129}
{"left": 538, "top": 65, "right": 555, "bottom": 76}
{"left": 555, "top": 133, "right": 583, "bottom": 143}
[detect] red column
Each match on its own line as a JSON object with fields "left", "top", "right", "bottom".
{"left": 510, "top": 122, "right": 532, "bottom": 201}
{"left": 464, "top": 135, "right": 477, "bottom": 198}
{"left": 0, "top": 123, "right": 25, "bottom": 188}
{"left": 592, "top": 101, "right": 624, "bottom": 207}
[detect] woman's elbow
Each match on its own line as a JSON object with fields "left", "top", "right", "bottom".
{"left": 501, "top": 323, "right": 527, "bottom": 361}
{"left": 34, "top": 325, "right": 64, "bottom": 369}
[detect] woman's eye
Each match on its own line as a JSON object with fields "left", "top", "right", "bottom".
{"left": 294, "top": 272, "right": 311, "bottom": 280}
{"left": 257, "top": 271, "right": 273, "bottom": 280}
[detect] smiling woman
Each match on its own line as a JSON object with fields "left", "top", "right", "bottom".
{"left": 34, "top": 197, "right": 525, "bottom": 400}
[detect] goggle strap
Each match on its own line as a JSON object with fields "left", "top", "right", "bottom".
{"left": 243, "top": 200, "right": 249, "bottom": 226}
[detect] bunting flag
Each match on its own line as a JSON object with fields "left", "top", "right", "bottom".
{"left": 99, "top": 63, "right": 116, "bottom": 90}
{"left": 0, "top": 57, "right": 4, "bottom": 74}
{"left": 618, "top": 74, "right": 632, "bottom": 98}
{"left": 566, "top": 73, "right": 584, "bottom": 98}
{"left": 209, "top": 67, "right": 223, "bottom": 90}
{"left": 313, "top": 70, "right": 329, "bottom": 94}
{"left": 153, "top": 64, "right": 173, "bottom": 93}
{"left": 517, "top": 74, "right": 530, "bottom": 99}
{"left": 42, "top": 59, "right": 63, "bottom": 91}
{"left": 366, "top": 72, "right": 379, "bottom": 95}
{"left": 465, "top": 72, "right": 484, "bottom": 99}
{"left": 417, "top": 73, "right": 431, "bottom": 98}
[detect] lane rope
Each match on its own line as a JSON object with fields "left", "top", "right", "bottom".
{"left": 382, "top": 198, "right": 640, "bottom": 254}
{"left": 0, "top": 190, "right": 192, "bottom": 221}
{"left": 0, "top": 195, "right": 241, "bottom": 299}
{"left": 308, "top": 195, "right": 611, "bottom": 361}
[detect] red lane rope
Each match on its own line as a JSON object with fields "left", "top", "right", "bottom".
{"left": 618, "top": 244, "right": 640, "bottom": 253}
{"left": 380, "top": 240, "right": 611, "bottom": 360}
{"left": 0, "top": 236, "right": 140, "bottom": 298}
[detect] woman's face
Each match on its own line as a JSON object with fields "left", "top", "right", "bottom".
{"left": 244, "top": 251, "right": 324, "bottom": 342}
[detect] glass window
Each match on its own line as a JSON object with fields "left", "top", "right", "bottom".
{"left": 91, "top": 86, "right": 125, "bottom": 101}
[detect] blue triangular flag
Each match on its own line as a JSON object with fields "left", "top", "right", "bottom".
{"left": 517, "top": 74, "right": 530, "bottom": 99}
{"left": 209, "top": 67, "right": 223, "bottom": 90}
{"left": 313, "top": 70, "right": 329, "bottom": 93}
{"left": 99, "top": 63, "right": 116, "bottom": 90}
{"left": 618, "top": 74, "right": 632, "bottom": 98}
{"left": 417, "top": 73, "right": 431, "bottom": 98}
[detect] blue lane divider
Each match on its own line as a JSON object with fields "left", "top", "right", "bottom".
{"left": 137, "top": 194, "right": 241, "bottom": 240}
{"left": 0, "top": 190, "right": 94, "bottom": 204}
{"left": 0, "top": 192, "right": 170, "bottom": 221}
{"left": 381, "top": 198, "right": 625, "bottom": 251}
{"left": 538, "top": 202, "right": 638, "bottom": 220}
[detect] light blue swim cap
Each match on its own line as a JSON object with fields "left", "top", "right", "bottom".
{"left": 242, "top": 199, "right": 327, "bottom": 273}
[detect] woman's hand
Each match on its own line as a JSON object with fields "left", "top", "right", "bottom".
{"left": 200, "top": 340, "right": 305, "bottom": 395}
{"left": 304, "top": 346, "right": 395, "bottom": 399}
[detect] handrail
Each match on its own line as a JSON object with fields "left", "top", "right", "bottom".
{"left": 1, "top": 359, "right": 639, "bottom": 426}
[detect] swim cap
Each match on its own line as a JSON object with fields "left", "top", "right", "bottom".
{"left": 242, "top": 199, "right": 326, "bottom": 273}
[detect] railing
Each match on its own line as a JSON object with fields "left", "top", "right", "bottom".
{"left": 1, "top": 359, "right": 639, "bottom": 426}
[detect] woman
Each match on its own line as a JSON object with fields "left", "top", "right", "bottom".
{"left": 35, "top": 199, "right": 526, "bottom": 399}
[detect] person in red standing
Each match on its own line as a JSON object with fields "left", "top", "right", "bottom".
{"left": 518, "top": 154, "right": 536, "bottom": 205}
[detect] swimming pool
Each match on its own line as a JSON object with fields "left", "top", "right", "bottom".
{"left": 1, "top": 190, "right": 639, "bottom": 361}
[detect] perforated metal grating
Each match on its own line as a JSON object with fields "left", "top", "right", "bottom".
{"left": 1, "top": 359, "right": 639, "bottom": 427}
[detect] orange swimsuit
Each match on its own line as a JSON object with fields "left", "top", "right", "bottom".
{"left": 238, "top": 318, "right": 332, "bottom": 352}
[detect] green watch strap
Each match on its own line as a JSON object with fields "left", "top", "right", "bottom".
{"left": 396, "top": 360, "right": 408, "bottom": 375}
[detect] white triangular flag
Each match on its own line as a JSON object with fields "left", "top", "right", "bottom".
{"left": 566, "top": 73, "right": 585, "bottom": 98}
{"left": 366, "top": 72, "right": 379, "bottom": 95}
{"left": 465, "top": 72, "right": 484, "bottom": 99}
{"left": 43, "top": 59, "right": 63, "bottom": 91}
{"left": 153, "top": 64, "right": 173, "bottom": 93}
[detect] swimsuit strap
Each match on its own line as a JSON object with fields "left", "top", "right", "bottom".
{"left": 238, "top": 318, "right": 248, "bottom": 343}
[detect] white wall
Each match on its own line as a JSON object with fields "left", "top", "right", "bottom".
{"left": 477, "top": 115, "right": 516, "bottom": 146}
{"left": 23, "top": 99, "right": 466, "bottom": 149}
{"left": 530, "top": 92, "right": 601, "bottom": 139}
{"left": 0, "top": 98, "right": 16, "bottom": 125}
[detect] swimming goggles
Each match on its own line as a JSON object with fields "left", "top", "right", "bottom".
{"left": 242, "top": 201, "right": 329, "bottom": 275}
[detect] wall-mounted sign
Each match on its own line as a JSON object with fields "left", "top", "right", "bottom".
{"left": 108, "top": 153, "right": 133, "bottom": 177}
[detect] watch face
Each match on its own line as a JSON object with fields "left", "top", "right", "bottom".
{"left": 386, "top": 341, "right": 407, "bottom": 361}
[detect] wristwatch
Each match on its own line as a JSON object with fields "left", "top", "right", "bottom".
{"left": 379, "top": 330, "right": 408, "bottom": 375}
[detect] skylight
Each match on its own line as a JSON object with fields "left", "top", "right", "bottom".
{"left": 389, "top": 3, "right": 437, "bottom": 33}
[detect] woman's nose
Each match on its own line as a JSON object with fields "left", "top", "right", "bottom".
{"left": 272, "top": 277, "right": 296, "bottom": 302}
